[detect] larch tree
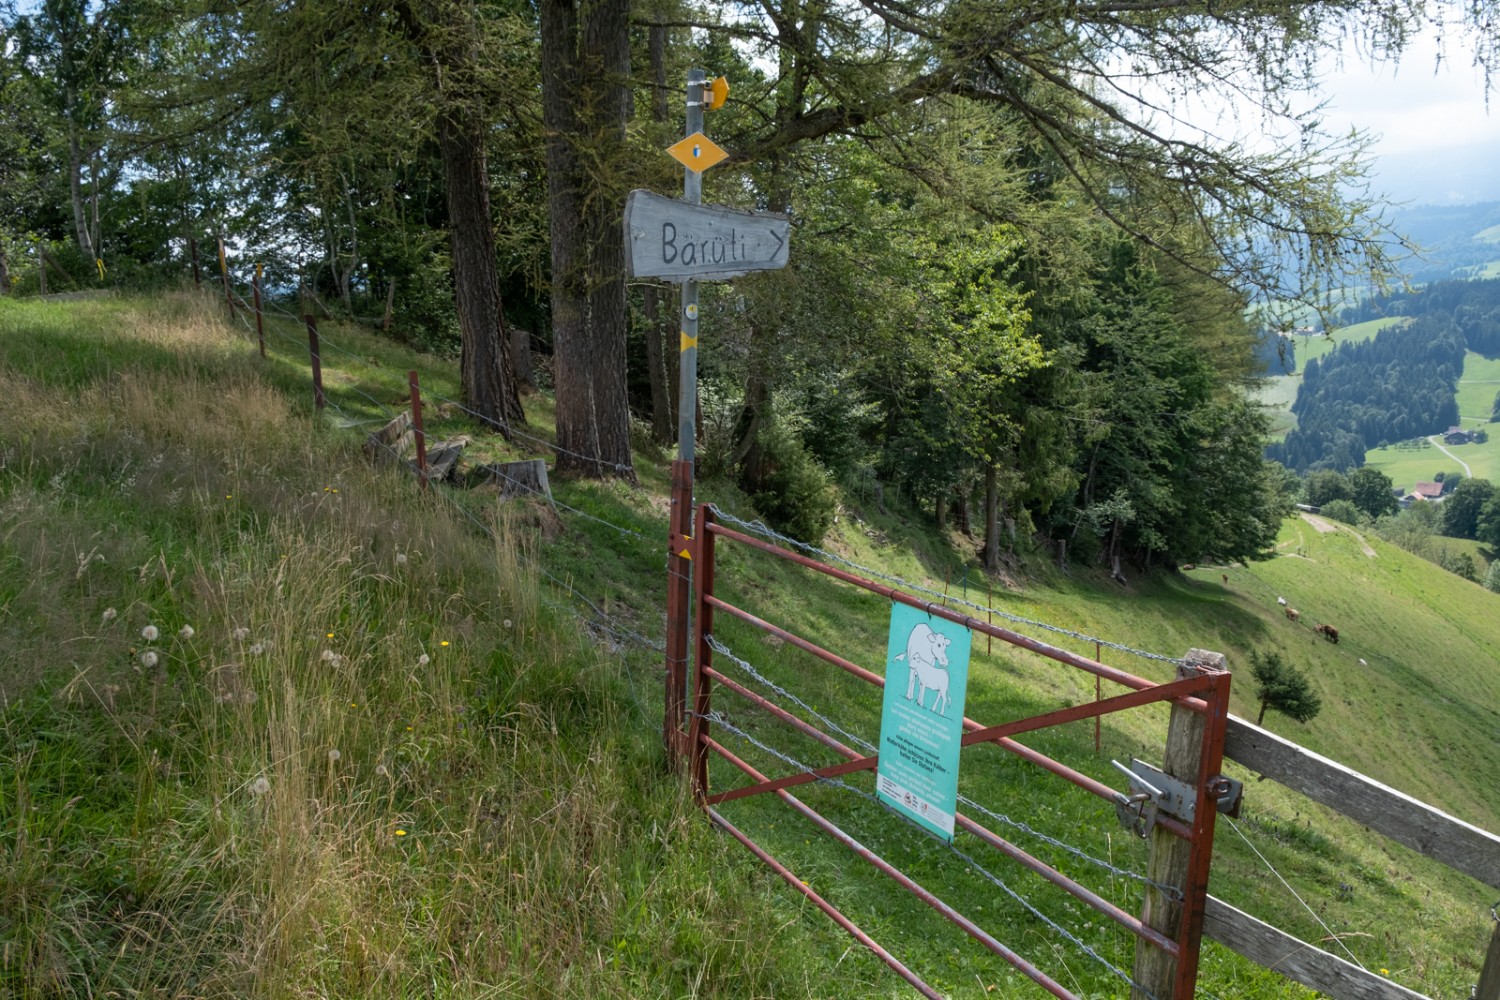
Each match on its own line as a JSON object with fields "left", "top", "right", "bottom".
{"left": 538, "top": 0, "right": 635, "bottom": 479}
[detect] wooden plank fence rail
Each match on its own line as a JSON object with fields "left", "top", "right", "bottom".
{"left": 1212, "top": 715, "right": 1500, "bottom": 1000}
{"left": 1224, "top": 716, "right": 1500, "bottom": 889}
{"left": 1202, "top": 896, "right": 1428, "bottom": 1000}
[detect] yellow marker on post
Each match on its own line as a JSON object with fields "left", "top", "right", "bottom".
{"left": 706, "top": 76, "right": 730, "bottom": 111}
{"left": 680, "top": 331, "right": 698, "bottom": 351}
{"left": 667, "top": 132, "right": 729, "bottom": 173}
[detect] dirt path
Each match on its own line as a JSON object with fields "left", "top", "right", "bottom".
{"left": 1427, "top": 435, "right": 1473, "bottom": 478}
{"left": 1299, "top": 512, "right": 1377, "bottom": 557}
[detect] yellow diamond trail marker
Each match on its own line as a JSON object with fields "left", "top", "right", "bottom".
{"left": 680, "top": 331, "right": 698, "bottom": 351}
{"left": 667, "top": 131, "right": 729, "bottom": 173}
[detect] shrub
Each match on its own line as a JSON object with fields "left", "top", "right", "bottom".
{"left": 1319, "top": 498, "right": 1362, "bottom": 525}
{"left": 746, "top": 419, "right": 838, "bottom": 545}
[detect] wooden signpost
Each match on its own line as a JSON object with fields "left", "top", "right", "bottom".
{"left": 633, "top": 69, "right": 791, "bottom": 767}
{"left": 624, "top": 190, "right": 789, "bottom": 282}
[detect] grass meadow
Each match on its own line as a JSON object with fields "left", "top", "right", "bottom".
{"left": 1, "top": 293, "right": 1497, "bottom": 999}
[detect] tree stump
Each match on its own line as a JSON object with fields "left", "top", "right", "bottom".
{"left": 468, "top": 459, "right": 552, "bottom": 502}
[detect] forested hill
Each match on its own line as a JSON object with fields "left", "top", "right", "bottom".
{"left": 1267, "top": 277, "right": 1500, "bottom": 472}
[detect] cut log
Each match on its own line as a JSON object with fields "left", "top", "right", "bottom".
{"left": 365, "top": 411, "right": 414, "bottom": 463}
{"left": 421, "top": 438, "right": 469, "bottom": 483}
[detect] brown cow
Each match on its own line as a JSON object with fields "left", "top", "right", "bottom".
{"left": 1315, "top": 623, "right": 1339, "bottom": 644}
{"left": 1284, "top": 607, "right": 1300, "bottom": 622}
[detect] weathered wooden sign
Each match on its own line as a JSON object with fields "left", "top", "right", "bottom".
{"left": 624, "top": 189, "right": 790, "bottom": 282}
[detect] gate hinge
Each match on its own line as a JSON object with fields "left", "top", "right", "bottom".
{"left": 1111, "top": 759, "right": 1243, "bottom": 837}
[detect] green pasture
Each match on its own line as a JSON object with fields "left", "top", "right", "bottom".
{"left": 2, "top": 293, "right": 1497, "bottom": 1000}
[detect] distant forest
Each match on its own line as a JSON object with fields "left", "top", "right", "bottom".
{"left": 1268, "top": 278, "right": 1500, "bottom": 472}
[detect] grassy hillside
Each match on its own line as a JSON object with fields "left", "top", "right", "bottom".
{"left": 2, "top": 294, "right": 1497, "bottom": 999}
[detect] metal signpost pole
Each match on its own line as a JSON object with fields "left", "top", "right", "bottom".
{"left": 665, "top": 69, "right": 707, "bottom": 767}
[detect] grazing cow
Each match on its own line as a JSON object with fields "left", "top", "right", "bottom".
{"left": 1284, "top": 607, "right": 1300, "bottom": 622}
{"left": 896, "top": 623, "right": 953, "bottom": 715}
{"left": 1315, "top": 623, "right": 1339, "bottom": 644}
{"left": 1277, "top": 596, "right": 1288, "bottom": 606}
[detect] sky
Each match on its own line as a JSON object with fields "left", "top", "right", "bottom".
{"left": 1293, "top": 32, "right": 1500, "bottom": 206}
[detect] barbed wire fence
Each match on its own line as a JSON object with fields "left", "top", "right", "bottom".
{"left": 197, "top": 258, "right": 1374, "bottom": 996}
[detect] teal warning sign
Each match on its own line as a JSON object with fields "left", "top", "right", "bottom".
{"left": 876, "top": 603, "right": 971, "bottom": 841}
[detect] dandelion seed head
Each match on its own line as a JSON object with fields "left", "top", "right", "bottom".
{"left": 141, "top": 625, "right": 159, "bottom": 641}
{"left": 139, "top": 650, "right": 158, "bottom": 668}
{"left": 179, "top": 625, "right": 195, "bottom": 640}
{"left": 232, "top": 627, "right": 249, "bottom": 641}
{"left": 327, "top": 749, "right": 342, "bottom": 763}
{"left": 249, "top": 642, "right": 265, "bottom": 655}
{"left": 375, "top": 764, "right": 389, "bottom": 777}
{"left": 395, "top": 552, "right": 408, "bottom": 565}
{"left": 250, "top": 776, "right": 270, "bottom": 796}
{"left": 102, "top": 607, "right": 117, "bottom": 622}
{"left": 417, "top": 654, "right": 430, "bottom": 666}
{"left": 503, "top": 619, "right": 513, "bottom": 629}
{"left": 320, "top": 649, "right": 336, "bottom": 662}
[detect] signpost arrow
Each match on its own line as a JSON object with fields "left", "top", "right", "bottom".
{"left": 624, "top": 189, "right": 790, "bottom": 282}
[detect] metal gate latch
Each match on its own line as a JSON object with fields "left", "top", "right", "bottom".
{"left": 1111, "top": 759, "right": 1243, "bottom": 836}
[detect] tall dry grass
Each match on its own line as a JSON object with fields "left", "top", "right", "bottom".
{"left": 0, "top": 294, "right": 841, "bottom": 999}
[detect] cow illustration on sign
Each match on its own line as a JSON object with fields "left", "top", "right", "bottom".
{"left": 896, "top": 621, "right": 953, "bottom": 715}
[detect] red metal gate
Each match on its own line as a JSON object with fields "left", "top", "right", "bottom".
{"left": 670, "top": 505, "right": 1233, "bottom": 998}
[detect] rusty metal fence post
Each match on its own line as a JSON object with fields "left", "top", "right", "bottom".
{"left": 409, "top": 370, "right": 429, "bottom": 489}
{"left": 304, "top": 315, "right": 324, "bottom": 410}
{"left": 665, "top": 459, "right": 694, "bottom": 766}
{"left": 686, "top": 504, "right": 717, "bottom": 800}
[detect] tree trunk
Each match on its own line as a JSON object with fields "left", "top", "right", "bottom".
{"left": 983, "top": 464, "right": 1000, "bottom": 570}
{"left": 437, "top": 108, "right": 526, "bottom": 433}
{"left": 1257, "top": 700, "right": 1267, "bottom": 726}
{"left": 0, "top": 246, "right": 10, "bottom": 296}
{"left": 68, "top": 115, "right": 94, "bottom": 259}
{"left": 935, "top": 492, "right": 947, "bottom": 529}
{"left": 642, "top": 21, "right": 676, "bottom": 446}
{"left": 953, "top": 491, "right": 970, "bottom": 534}
{"left": 643, "top": 284, "right": 676, "bottom": 444}
{"left": 540, "top": 0, "right": 635, "bottom": 480}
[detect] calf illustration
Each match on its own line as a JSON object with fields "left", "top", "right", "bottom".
{"left": 896, "top": 622, "right": 953, "bottom": 715}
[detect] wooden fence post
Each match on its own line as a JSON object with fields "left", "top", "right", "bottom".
{"left": 217, "top": 237, "right": 235, "bottom": 318}
{"left": 252, "top": 263, "right": 265, "bottom": 358}
{"left": 408, "top": 370, "right": 428, "bottom": 489}
{"left": 37, "top": 243, "right": 47, "bottom": 296}
{"left": 1133, "top": 648, "right": 1230, "bottom": 1000}
{"left": 305, "top": 315, "right": 324, "bottom": 410}
{"left": 190, "top": 237, "right": 201, "bottom": 287}
{"left": 1478, "top": 906, "right": 1500, "bottom": 1000}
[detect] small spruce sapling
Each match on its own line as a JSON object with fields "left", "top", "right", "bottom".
{"left": 1250, "top": 649, "right": 1322, "bottom": 726}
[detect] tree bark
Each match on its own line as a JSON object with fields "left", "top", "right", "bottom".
{"left": 540, "top": 0, "right": 635, "bottom": 479}
{"left": 983, "top": 464, "right": 1000, "bottom": 570}
{"left": 0, "top": 246, "right": 10, "bottom": 296}
{"left": 437, "top": 107, "right": 526, "bottom": 433}
{"left": 642, "top": 20, "right": 676, "bottom": 445}
{"left": 68, "top": 113, "right": 94, "bottom": 259}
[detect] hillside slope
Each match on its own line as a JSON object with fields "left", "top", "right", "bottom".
{"left": 1, "top": 293, "right": 1496, "bottom": 999}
